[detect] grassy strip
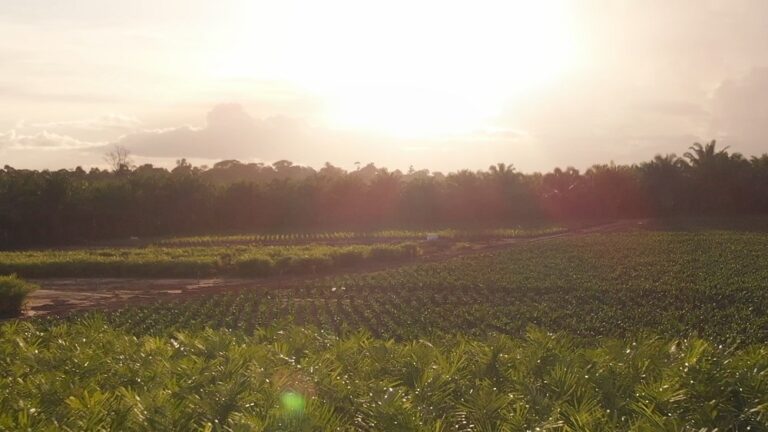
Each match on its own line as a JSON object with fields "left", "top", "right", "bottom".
{"left": 0, "top": 243, "right": 419, "bottom": 278}
{"left": 157, "top": 225, "right": 566, "bottom": 246}
{"left": 1, "top": 320, "right": 766, "bottom": 430}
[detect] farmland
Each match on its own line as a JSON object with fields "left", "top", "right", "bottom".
{"left": 91, "top": 230, "right": 768, "bottom": 343}
{"left": 3, "top": 224, "right": 768, "bottom": 430}
{"left": 2, "top": 321, "right": 766, "bottom": 430}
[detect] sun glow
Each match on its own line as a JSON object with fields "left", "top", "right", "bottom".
{"left": 212, "top": 0, "right": 578, "bottom": 137}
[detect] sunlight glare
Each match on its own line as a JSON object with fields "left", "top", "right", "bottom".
{"left": 212, "top": 0, "right": 578, "bottom": 137}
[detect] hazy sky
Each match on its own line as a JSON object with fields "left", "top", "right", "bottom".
{"left": 2, "top": 0, "right": 768, "bottom": 172}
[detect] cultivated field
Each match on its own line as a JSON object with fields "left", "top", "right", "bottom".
{"left": 3, "top": 321, "right": 766, "bottom": 430}
{"left": 2, "top": 221, "right": 768, "bottom": 430}
{"left": 84, "top": 230, "right": 768, "bottom": 344}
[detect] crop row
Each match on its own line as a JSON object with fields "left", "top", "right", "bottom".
{"left": 96, "top": 280, "right": 767, "bottom": 344}
{"left": 0, "top": 243, "right": 418, "bottom": 278}
{"left": 317, "top": 231, "right": 768, "bottom": 294}
{"left": 157, "top": 225, "right": 566, "bottom": 246}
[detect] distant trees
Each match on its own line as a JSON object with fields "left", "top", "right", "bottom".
{"left": 104, "top": 145, "right": 134, "bottom": 173}
{"left": 683, "top": 140, "right": 751, "bottom": 212}
{"left": 1, "top": 141, "right": 768, "bottom": 247}
{"left": 639, "top": 154, "right": 688, "bottom": 215}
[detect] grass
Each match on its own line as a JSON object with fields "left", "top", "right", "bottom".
{"left": 0, "top": 243, "right": 419, "bottom": 278}
{"left": 1, "top": 319, "right": 766, "bottom": 431}
{"left": 0, "top": 274, "right": 37, "bottom": 317}
{"left": 157, "top": 225, "right": 567, "bottom": 246}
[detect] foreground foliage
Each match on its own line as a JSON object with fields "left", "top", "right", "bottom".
{"left": 1, "top": 319, "right": 766, "bottom": 431}
{"left": 0, "top": 274, "right": 38, "bottom": 317}
{"left": 0, "top": 243, "right": 418, "bottom": 278}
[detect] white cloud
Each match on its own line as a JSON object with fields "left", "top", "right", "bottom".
{"left": 0, "top": 130, "right": 102, "bottom": 150}
{"left": 21, "top": 114, "right": 141, "bottom": 132}
{"left": 6, "top": 113, "right": 141, "bottom": 145}
{"left": 0, "top": 114, "right": 140, "bottom": 152}
{"left": 113, "top": 103, "right": 318, "bottom": 160}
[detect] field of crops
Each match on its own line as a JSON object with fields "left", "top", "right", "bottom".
{"left": 157, "top": 225, "right": 566, "bottom": 246}
{"left": 0, "top": 243, "right": 418, "bottom": 278}
{"left": 4, "top": 227, "right": 768, "bottom": 430}
{"left": 2, "top": 319, "right": 766, "bottom": 430}
{"left": 79, "top": 230, "right": 768, "bottom": 344}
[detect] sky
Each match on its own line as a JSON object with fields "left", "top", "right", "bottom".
{"left": 2, "top": 0, "right": 768, "bottom": 173}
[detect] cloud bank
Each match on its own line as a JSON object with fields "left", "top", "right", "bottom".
{"left": 114, "top": 103, "right": 310, "bottom": 160}
{"left": 0, "top": 130, "right": 100, "bottom": 150}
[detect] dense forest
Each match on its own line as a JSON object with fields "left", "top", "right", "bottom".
{"left": 2, "top": 140, "right": 767, "bottom": 247}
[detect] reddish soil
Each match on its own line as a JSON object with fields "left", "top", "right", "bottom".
{"left": 20, "top": 219, "right": 648, "bottom": 318}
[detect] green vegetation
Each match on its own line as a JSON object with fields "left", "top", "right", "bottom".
{"left": 5, "top": 140, "right": 768, "bottom": 250}
{"left": 158, "top": 226, "right": 566, "bottom": 247}
{"left": 5, "top": 227, "right": 768, "bottom": 429}
{"left": 0, "top": 243, "right": 418, "bottom": 278}
{"left": 97, "top": 231, "right": 768, "bottom": 344}
{"left": 2, "top": 320, "right": 767, "bottom": 430}
{"left": 0, "top": 274, "right": 38, "bottom": 317}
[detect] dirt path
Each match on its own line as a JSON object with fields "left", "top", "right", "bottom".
{"left": 21, "top": 219, "right": 648, "bottom": 318}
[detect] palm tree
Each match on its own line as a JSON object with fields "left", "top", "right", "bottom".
{"left": 682, "top": 140, "right": 750, "bottom": 212}
{"left": 639, "top": 154, "right": 687, "bottom": 214}
{"left": 487, "top": 163, "right": 520, "bottom": 189}
{"left": 488, "top": 163, "right": 516, "bottom": 177}
{"left": 749, "top": 155, "right": 768, "bottom": 211}
{"left": 648, "top": 153, "right": 686, "bottom": 169}
{"left": 486, "top": 163, "right": 525, "bottom": 219}
{"left": 683, "top": 140, "right": 729, "bottom": 168}
{"left": 542, "top": 167, "right": 581, "bottom": 197}
{"left": 540, "top": 167, "right": 582, "bottom": 218}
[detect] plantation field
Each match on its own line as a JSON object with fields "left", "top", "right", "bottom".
{"left": 2, "top": 320, "right": 766, "bottom": 430}
{"left": 4, "top": 226, "right": 768, "bottom": 430}
{"left": 0, "top": 243, "right": 418, "bottom": 278}
{"left": 157, "top": 225, "right": 567, "bottom": 247}
{"left": 90, "top": 230, "right": 768, "bottom": 344}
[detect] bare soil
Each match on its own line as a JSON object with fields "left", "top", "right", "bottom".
{"left": 21, "top": 219, "right": 648, "bottom": 318}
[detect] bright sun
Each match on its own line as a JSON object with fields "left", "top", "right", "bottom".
{"left": 212, "top": 0, "right": 578, "bottom": 138}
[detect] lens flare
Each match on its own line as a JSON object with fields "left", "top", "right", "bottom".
{"left": 280, "top": 391, "right": 306, "bottom": 414}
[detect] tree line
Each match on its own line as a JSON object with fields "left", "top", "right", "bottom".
{"left": 1, "top": 140, "right": 767, "bottom": 247}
